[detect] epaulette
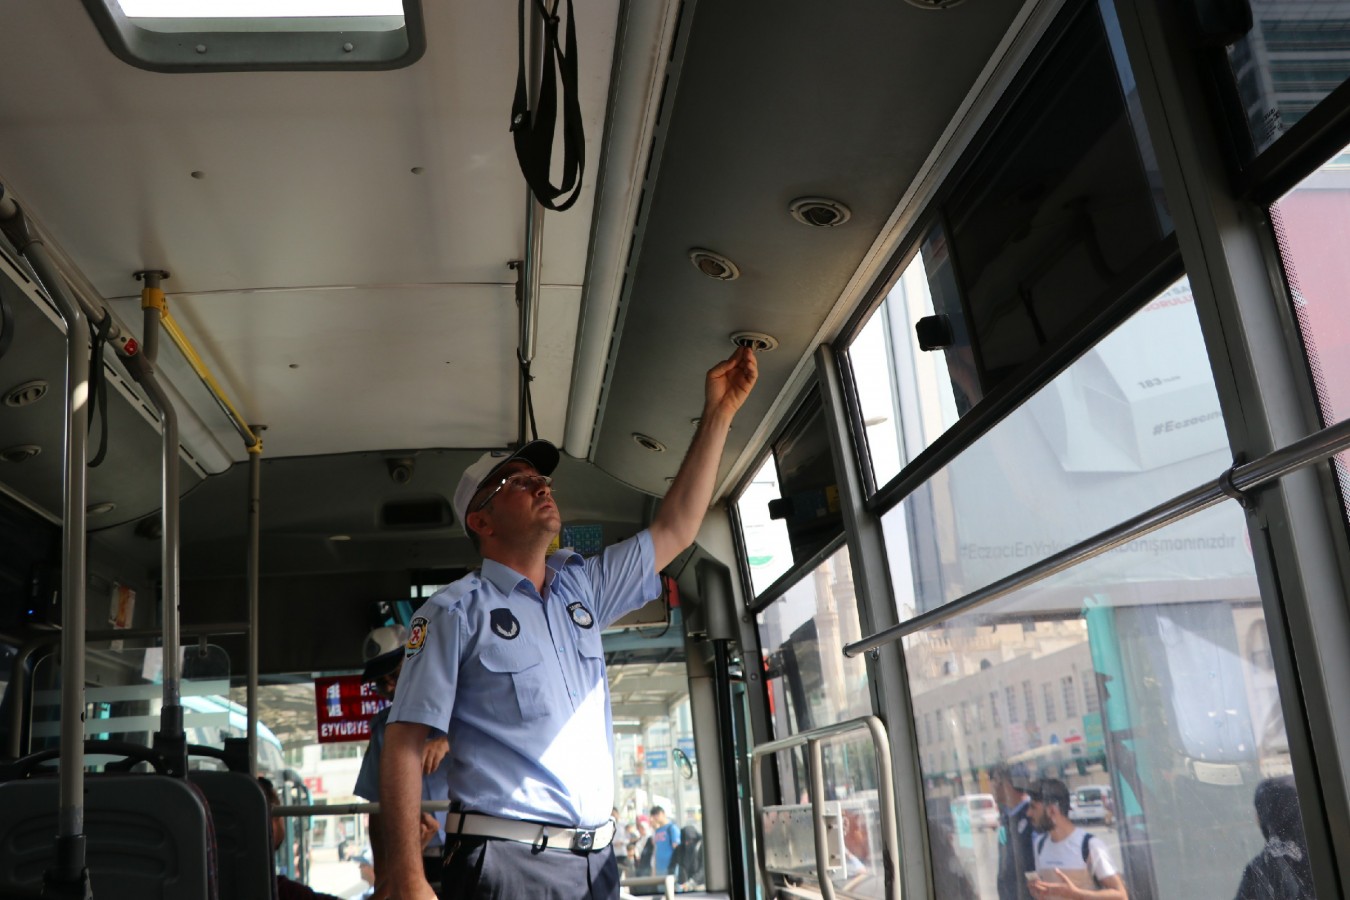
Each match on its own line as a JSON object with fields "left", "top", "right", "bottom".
{"left": 424, "top": 572, "right": 481, "bottom": 613}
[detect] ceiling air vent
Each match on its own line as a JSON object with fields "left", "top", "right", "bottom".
{"left": 381, "top": 496, "right": 452, "bottom": 529}
{"left": 87, "top": 501, "right": 117, "bottom": 517}
{"left": 789, "top": 197, "right": 852, "bottom": 228}
{"left": 730, "top": 331, "right": 779, "bottom": 352}
{"left": 0, "top": 444, "right": 40, "bottom": 463}
{"left": 632, "top": 433, "right": 667, "bottom": 453}
{"left": 904, "top": 0, "right": 965, "bottom": 8}
{"left": 689, "top": 249, "right": 740, "bottom": 281}
{"left": 4, "top": 380, "right": 48, "bottom": 408}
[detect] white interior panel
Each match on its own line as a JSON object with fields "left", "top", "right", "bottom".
{"left": 108, "top": 284, "right": 521, "bottom": 458}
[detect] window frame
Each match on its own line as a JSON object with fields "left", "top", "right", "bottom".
{"left": 80, "top": 0, "right": 426, "bottom": 72}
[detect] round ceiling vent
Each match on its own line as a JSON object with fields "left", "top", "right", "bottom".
{"left": 730, "top": 331, "right": 779, "bottom": 352}
{"left": 904, "top": 0, "right": 964, "bottom": 8}
{"left": 0, "top": 444, "right": 41, "bottom": 463}
{"left": 87, "top": 501, "right": 117, "bottom": 517}
{"left": 4, "top": 380, "right": 48, "bottom": 408}
{"left": 689, "top": 248, "right": 740, "bottom": 281}
{"left": 632, "top": 433, "right": 667, "bottom": 453}
{"left": 789, "top": 197, "right": 852, "bottom": 228}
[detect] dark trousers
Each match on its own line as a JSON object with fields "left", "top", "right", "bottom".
{"left": 439, "top": 835, "right": 619, "bottom": 900}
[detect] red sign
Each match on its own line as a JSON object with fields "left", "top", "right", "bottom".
{"left": 314, "top": 675, "right": 389, "bottom": 743}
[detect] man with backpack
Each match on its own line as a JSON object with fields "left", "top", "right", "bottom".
{"left": 1025, "top": 779, "right": 1128, "bottom": 899}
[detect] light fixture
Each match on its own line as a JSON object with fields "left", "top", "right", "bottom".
{"left": 688, "top": 248, "right": 740, "bottom": 281}
{"left": 4, "top": 380, "right": 48, "bottom": 408}
{"left": 87, "top": 502, "right": 118, "bottom": 516}
{"left": 0, "top": 444, "right": 40, "bottom": 463}
{"left": 632, "top": 433, "right": 667, "bottom": 453}
{"left": 789, "top": 197, "right": 851, "bottom": 228}
{"left": 730, "top": 331, "right": 778, "bottom": 352}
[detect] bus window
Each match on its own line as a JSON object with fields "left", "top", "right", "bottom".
{"left": 756, "top": 543, "right": 885, "bottom": 897}
{"left": 885, "top": 273, "right": 1321, "bottom": 896}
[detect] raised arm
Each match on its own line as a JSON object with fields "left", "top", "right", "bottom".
{"left": 650, "top": 346, "right": 758, "bottom": 570}
{"left": 379, "top": 720, "right": 438, "bottom": 900}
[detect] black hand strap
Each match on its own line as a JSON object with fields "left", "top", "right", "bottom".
{"left": 87, "top": 312, "right": 111, "bottom": 468}
{"left": 511, "top": 0, "right": 586, "bottom": 212}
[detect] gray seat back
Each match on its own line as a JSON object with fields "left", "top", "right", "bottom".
{"left": 190, "top": 770, "right": 277, "bottom": 900}
{"left": 0, "top": 774, "right": 213, "bottom": 898}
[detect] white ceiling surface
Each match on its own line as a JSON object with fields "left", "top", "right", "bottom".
{"left": 105, "top": 284, "right": 581, "bottom": 457}
{"left": 0, "top": 1, "right": 617, "bottom": 459}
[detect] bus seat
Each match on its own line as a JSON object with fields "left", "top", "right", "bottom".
{"left": 0, "top": 774, "right": 216, "bottom": 899}
{"left": 190, "top": 770, "right": 277, "bottom": 900}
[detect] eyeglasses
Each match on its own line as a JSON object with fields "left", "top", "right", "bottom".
{"left": 472, "top": 473, "right": 554, "bottom": 512}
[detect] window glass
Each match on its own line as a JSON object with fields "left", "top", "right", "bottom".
{"left": 759, "top": 545, "right": 871, "bottom": 739}
{"left": 1268, "top": 143, "right": 1350, "bottom": 520}
{"left": 609, "top": 659, "right": 707, "bottom": 892}
{"left": 1226, "top": 4, "right": 1350, "bottom": 158}
{"left": 881, "top": 277, "right": 1232, "bottom": 621}
{"left": 942, "top": 0, "right": 1169, "bottom": 393}
{"left": 758, "top": 545, "right": 885, "bottom": 896}
{"left": 901, "top": 505, "right": 1319, "bottom": 899}
{"left": 736, "top": 456, "right": 795, "bottom": 595}
{"left": 848, "top": 230, "right": 968, "bottom": 489}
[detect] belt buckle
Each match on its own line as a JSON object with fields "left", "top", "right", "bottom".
{"left": 570, "top": 828, "right": 595, "bottom": 851}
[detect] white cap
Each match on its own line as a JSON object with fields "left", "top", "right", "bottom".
{"left": 363, "top": 625, "right": 407, "bottom": 661}
{"left": 453, "top": 440, "right": 561, "bottom": 534}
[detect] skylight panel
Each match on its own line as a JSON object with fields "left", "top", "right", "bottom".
{"left": 116, "top": 1, "right": 403, "bottom": 18}
{"left": 82, "top": 0, "right": 424, "bottom": 71}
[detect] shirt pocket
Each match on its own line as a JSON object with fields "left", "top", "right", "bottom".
{"left": 575, "top": 628, "right": 606, "bottom": 694}
{"left": 479, "top": 643, "right": 548, "bottom": 721}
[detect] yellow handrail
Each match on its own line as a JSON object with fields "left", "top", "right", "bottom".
{"left": 140, "top": 280, "right": 262, "bottom": 451}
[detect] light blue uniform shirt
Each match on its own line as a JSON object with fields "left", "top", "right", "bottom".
{"left": 388, "top": 530, "right": 660, "bottom": 828}
{"left": 354, "top": 707, "right": 450, "bottom": 848}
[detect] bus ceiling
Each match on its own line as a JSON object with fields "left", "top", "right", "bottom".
{"left": 0, "top": 1, "right": 1026, "bottom": 516}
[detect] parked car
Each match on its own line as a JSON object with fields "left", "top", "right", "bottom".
{"left": 952, "top": 793, "right": 1000, "bottom": 831}
{"left": 1069, "top": 785, "right": 1113, "bottom": 825}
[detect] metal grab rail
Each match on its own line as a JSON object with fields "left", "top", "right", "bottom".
{"left": 750, "top": 716, "right": 899, "bottom": 900}
{"left": 845, "top": 413, "right": 1350, "bottom": 657}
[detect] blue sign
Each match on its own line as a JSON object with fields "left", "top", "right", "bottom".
{"left": 622, "top": 774, "right": 642, "bottom": 789}
{"left": 677, "top": 737, "right": 695, "bottom": 761}
{"left": 562, "top": 524, "right": 605, "bottom": 555}
{"left": 646, "top": 749, "right": 669, "bottom": 770}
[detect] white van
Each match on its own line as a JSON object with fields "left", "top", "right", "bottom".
{"left": 1069, "top": 785, "right": 1113, "bottom": 825}
{"left": 952, "top": 794, "right": 1000, "bottom": 831}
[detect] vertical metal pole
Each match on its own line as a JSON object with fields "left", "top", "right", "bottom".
{"left": 712, "top": 639, "right": 749, "bottom": 900}
{"left": 246, "top": 440, "right": 262, "bottom": 775}
{"left": 807, "top": 738, "right": 838, "bottom": 900}
{"left": 0, "top": 189, "right": 92, "bottom": 884}
{"left": 136, "top": 270, "right": 183, "bottom": 750}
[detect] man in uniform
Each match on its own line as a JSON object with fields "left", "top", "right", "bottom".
{"left": 381, "top": 346, "right": 758, "bottom": 900}
{"left": 353, "top": 629, "right": 447, "bottom": 897}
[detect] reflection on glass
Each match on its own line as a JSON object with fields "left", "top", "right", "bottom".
{"left": 1269, "top": 145, "right": 1350, "bottom": 519}
{"left": 848, "top": 232, "right": 966, "bottom": 489}
{"left": 737, "top": 455, "right": 795, "bottom": 595}
{"left": 1227, "top": 5, "right": 1350, "bottom": 157}
{"left": 900, "top": 504, "right": 1318, "bottom": 899}
{"left": 881, "top": 277, "right": 1234, "bottom": 619}
{"left": 758, "top": 545, "right": 883, "bottom": 897}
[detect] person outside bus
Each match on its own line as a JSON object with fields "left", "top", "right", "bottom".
{"left": 648, "top": 806, "right": 681, "bottom": 877}
{"left": 1233, "top": 776, "right": 1315, "bottom": 899}
{"left": 992, "top": 764, "right": 1036, "bottom": 900}
{"left": 353, "top": 632, "right": 449, "bottom": 898}
{"left": 380, "top": 347, "right": 758, "bottom": 900}
{"left": 1026, "top": 779, "right": 1127, "bottom": 900}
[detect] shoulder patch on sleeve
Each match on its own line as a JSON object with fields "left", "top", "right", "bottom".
{"left": 406, "top": 616, "right": 429, "bottom": 657}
